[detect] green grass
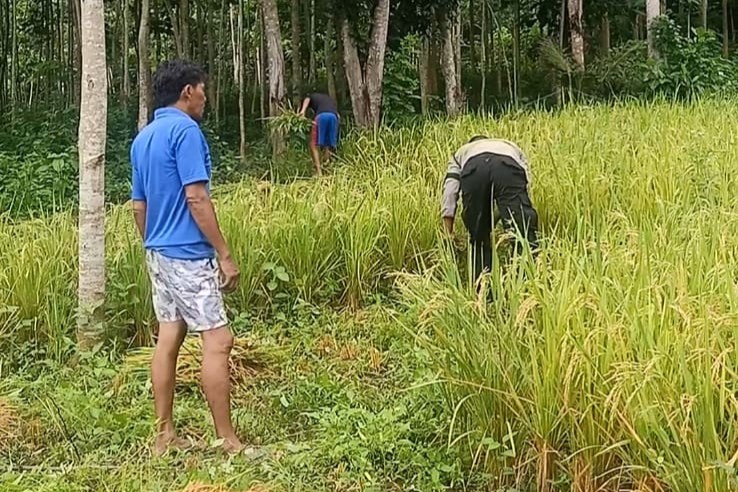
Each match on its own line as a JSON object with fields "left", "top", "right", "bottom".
{"left": 1, "top": 307, "right": 470, "bottom": 491}
{"left": 5, "top": 100, "right": 738, "bottom": 490}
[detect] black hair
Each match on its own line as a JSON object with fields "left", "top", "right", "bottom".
{"left": 153, "top": 59, "right": 207, "bottom": 108}
{"left": 469, "top": 135, "right": 488, "bottom": 143}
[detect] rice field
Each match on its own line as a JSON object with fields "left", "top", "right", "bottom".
{"left": 4, "top": 100, "right": 738, "bottom": 490}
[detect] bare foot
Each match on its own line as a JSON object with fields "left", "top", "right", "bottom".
{"left": 220, "top": 436, "right": 244, "bottom": 454}
{"left": 152, "top": 433, "right": 193, "bottom": 457}
{"left": 219, "top": 437, "right": 268, "bottom": 461}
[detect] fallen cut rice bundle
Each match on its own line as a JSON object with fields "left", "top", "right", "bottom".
{"left": 179, "top": 482, "right": 229, "bottom": 492}
{"left": 179, "top": 482, "right": 272, "bottom": 492}
{"left": 120, "top": 336, "right": 280, "bottom": 388}
{"left": 0, "top": 398, "right": 20, "bottom": 450}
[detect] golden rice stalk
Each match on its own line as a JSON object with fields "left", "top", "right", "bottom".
{"left": 179, "top": 483, "right": 272, "bottom": 492}
{"left": 0, "top": 398, "right": 20, "bottom": 451}
{"left": 180, "top": 483, "right": 230, "bottom": 492}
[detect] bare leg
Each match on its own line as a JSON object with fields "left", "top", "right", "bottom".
{"left": 151, "top": 320, "right": 187, "bottom": 456}
{"left": 201, "top": 326, "right": 242, "bottom": 451}
{"left": 322, "top": 148, "right": 332, "bottom": 166}
{"left": 309, "top": 142, "right": 322, "bottom": 177}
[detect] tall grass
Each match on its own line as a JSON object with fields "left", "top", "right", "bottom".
{"left": 5, "top": 100, "right": 738, "bottom": 489}
{"left": 395, "top": 100, "right": 738, "bottom": 490}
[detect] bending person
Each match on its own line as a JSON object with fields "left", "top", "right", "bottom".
{"left": 441, "top": 135, "right": 539, "bottom": 284}
{"left": 298, "top": 92, "right": 340, "bottom": 176}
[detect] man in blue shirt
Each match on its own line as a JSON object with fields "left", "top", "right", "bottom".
{"left": 131, "top": 59, "right": 244, "bottom": 456}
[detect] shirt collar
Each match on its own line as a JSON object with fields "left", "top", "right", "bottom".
{"left": 154, "top": 106, "right": 192, "bottom": 120}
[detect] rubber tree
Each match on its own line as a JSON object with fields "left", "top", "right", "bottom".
{"left": 77, "top": 0, "right": 108, "bottom": 349}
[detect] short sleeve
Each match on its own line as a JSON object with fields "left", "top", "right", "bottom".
{"left": 130, "top": 146, "right": 146, "bottom": 201}
{"left": 174, "top": 124, "right": 210, "bottom": 186}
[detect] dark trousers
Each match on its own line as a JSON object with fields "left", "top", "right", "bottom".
{"left": 460, "top": 153, "right": 539, "bottom": 283}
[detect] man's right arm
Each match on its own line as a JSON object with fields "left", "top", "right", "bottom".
{"left": 441, "top": 153, "right": 462, "bottom": 234}
{"left": 298, "top": 97, "right": 311, "bottom": 117}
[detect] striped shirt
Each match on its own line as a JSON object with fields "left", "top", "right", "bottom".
{"left": 441, "top": 138, "right": 531, "bottom": 218}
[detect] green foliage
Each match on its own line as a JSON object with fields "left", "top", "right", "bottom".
{"left": 9, "top": 100, "right": 738, "bottom": 490}
{"left": 646, "top": 17, "right": 738, "bottom": 98}
{"left": 0, "top": 109, "right": 286, "bottom": 218}
{"left": 267, "top": 109, "right": 313, "bottom": 148}
{"left": 294, "top": 401, "right": 464, "bottom": 490}
{"left": 383, "top": 35, "right": 421, "bottom": 120}
{"left": 587, "top": 41, "right": 649, "bottom": 97}
{"left": 1, "top": 303, "right": 472, "bottom": 491}
{"left": 0, "top": 108, "right": 133, "bottom": 218}
{"left": 586, "top": 18, "right": 738, "bottom": 101}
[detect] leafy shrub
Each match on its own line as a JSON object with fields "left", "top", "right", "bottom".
{"left": 267, "top": 108, "right": 313, "bottom": 148}
{"left": 587, "top": 40, "right": 649, "bottom": 98}
{"left": 383, "top": 35, "right": 421, "bottom": 120}
{"left": 0, "top": 108, "right": 134, "bottom": 218}
{"left": 646, "top": 17, "right": 738, "bottom": 98}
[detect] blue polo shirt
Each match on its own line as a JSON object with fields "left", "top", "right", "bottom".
{"left": 130, "top": 107, "right": 215, "bottom": 260}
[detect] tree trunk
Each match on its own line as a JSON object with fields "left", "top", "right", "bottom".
{"left": 600, "top": 12, "right": 610, "bottom": 55}
{"left": 441, "top": 17, "right": 462, "bottom": 116}
{"left": 10, "top": 0, "right": 17, "bottom": 109}
{"left": 494, "top": 24, "right": 501, "bottom": 96}
{"left": 455, "top": 7, "right": 462, "bottom": 79}
{"left": 78, "top": 0, "right": 107, "bottom": 350}
{"left": 206, "top": 7, "right": 215, "bottom": 113}
{"left": 262, "top": 0, "right": 286, "bottom": 157}
{"left": 258, "top": 7, "right": 266, "bottom": 122}
{"left": 646, "top": 0, "right": 660, "bottom": 58}
{"left": 180, "top": 0, "right": 190, "bottom": 58}
{"left": 512, "top": 0, "right": 520, "bottom": 102}
{"left": 291, "top": 0, "right": 302, "bottom": 103}
{"left": 723, "top": 0, "right": 730, "bottom": 57}
{"left": 341, "top": 18, "right": 369, "bottom": 126}
{"left": 309, "top": 0, "right": 316, "bottom": 83}
{"left": 197, "top": 2, "right": 205, "bottom": 62}
{"left": 700, "top": 0, "right": 708, "bottom": 29}
{"left": 230, "top": 2, "right": 246, "bottom": 162}
{"left": 558, "top": 0, "right": 566, "bottom": 48}
{"left": 469, "top": 0, "right": 476, "bottom": 71}
{"left": 340, "top": 0, "right": 390, "bottom": 129}
{"left": 325, "top": 15, "right": 337, "bottom": 101}
{"left": 215, "top": 0, "right": 225, "bottom": 125}
{"left": 568, "top": 0, "right": 584, "bottom": 69}
{"left": 420, "top": 36, "right": 431, "bottom": 115}
{"left": 238, "top": 0, "right": 245, "bottom": 161}
{"left": 122, "top": 0, "right": 130, "bottom": 107}
{"left": 334, "top": 14, "right": 347, "bottom": 102}
{"left": 167, "top": 1, "right": 183, "bottom": 57}
{"left": 480, "top": 0, "right": 487, "bottom": 109}
{"left": 138, "top": 0, "right": 151, "bottom": 130}
{"left": 72, "top": 0, "right": 83, "bottom": 106}
{"left": 363, "top": 0, "right": 390, "bottom": 126}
